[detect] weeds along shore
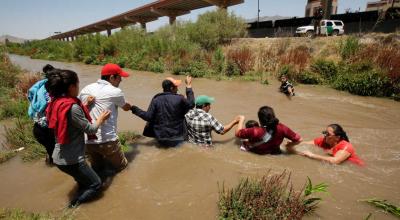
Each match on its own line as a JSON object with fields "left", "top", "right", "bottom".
{"left": 6, "top": 10, "right": 400, "bottom": 100}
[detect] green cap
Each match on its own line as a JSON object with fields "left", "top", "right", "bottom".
{"left": 195, "top": 95, "right": 215, "bottom": 106}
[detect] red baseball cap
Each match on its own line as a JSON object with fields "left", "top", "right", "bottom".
{"left": 101, "top": 63, "right": 130, "bottom": 77}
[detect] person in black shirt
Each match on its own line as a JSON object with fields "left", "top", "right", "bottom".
{"left": 279, "top": 75, "right": 295, "bottom": 96}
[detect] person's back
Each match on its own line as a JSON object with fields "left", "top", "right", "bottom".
{"left": 185, "top": 95, "right": 239, "bottom": 146}
{"left": 80, "top": 80, "right": 124, "bottom": 143}
{"left": 131, "top": 76, "right": 194, "bottom": 146}
{"left": 78, "top": 63, "right": 131, "bottom": 173}
{"left": 152, "top": 91, "right": 192, "bottom": 138}
{"left": 235, "top": 106, "right": 302, "bottom": 155}
{"left": 240, "top": 123, "right": 298, "bottom": 154}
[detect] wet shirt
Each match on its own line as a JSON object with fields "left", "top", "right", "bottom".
{"left": 280, "top": 81, "right": 293, "bottom": 94}
{"left": 236, "top": 123, "right": 301, "bottom": 155}
{"left": 185, "top": 108, "right": 224, "bottom": 145}
{"left": 314, "top": 137, "right": 365, "bottom": 166}
{"left": 79, "top": 79, "right": 126, "bottom": 144}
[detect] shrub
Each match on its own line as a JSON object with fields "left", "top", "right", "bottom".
{"left": 310, "top": 59, "right": 338, "bottom": 81}
{"left": 148, "top": 59, "right": 165, "bottom": 73}
{"left": 227, "top": 47, "right": 254, "bottom": 75}
{"left": 279, "top": 45, "right": 311, "bottom": 73}
{"left": 218, "top": 171, "right": 327, "bottom": 220}
{"left": 187, "top": 61, "right": 211, "bottom": 78}
{"left": 186, "top": 9, "right": 247, "bottom": 50}
{"left": 333, "top": 64, "right": 392, "bottom": 96}
{"left": 339, "top": 36, "right": 360, "bottom": 60}
{"left": 225, "top": 60, "right": 241, "bottom": 76}
{"left": 212, "top": 47, "right": 226, "bottom": 74}
{"left": 298, "top": 70, "right": 322, "bottom": 84}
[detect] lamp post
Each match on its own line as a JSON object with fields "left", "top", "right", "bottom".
{"left": 257, "top": 0, "right": 260, "bottom": 28}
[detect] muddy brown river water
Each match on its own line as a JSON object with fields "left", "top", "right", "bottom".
{"left": 0, "top": 55, "right": 399, "bottom": 219}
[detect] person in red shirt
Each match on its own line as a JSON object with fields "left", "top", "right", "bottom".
{"left": 235, "top": 106, "right": 302, "bottom": 155}
{"left": 298, "top": 124, "right": 364, "bottom": 166}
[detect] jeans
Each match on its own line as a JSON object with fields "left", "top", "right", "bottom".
{"left": 57, "top": 162, "right": 102, "bottom": 205}
{"left": 33, "top": 123, "right": 55, "bottom": 163}
{"left": 86, "top": 140, "right": 128, "bottom": 173}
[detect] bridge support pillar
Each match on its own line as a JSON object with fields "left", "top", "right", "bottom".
{"left": 107, "top": 29, "right": 112, "bottom": 37}
{"left": 169, "top": 16, "right": 176, "bottom": 25}
{"left": 140, "top": 22, "right": 146, "bottom": 30}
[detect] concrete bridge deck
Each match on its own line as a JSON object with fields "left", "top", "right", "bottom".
{"left": 49, "top": 0, "right": 243, "bottom": 41}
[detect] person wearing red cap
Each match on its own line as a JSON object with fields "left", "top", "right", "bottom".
{"left": 78, "top": 63, "right": 132, "bottom": 176}
{"left": 130, "top": 75, "right": 195, "bottom": 147}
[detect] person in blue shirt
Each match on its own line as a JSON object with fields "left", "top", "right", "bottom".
{"left": 27, "top": 64, "right": 56, "bottom": 165}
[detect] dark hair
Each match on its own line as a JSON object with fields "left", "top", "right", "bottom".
{"left": 101, "top": 74, "right": 119, "bottom": 81}
{"left": 196, "top": 103, "right": 210, "bottom": 109}
{"left": 42, "top": 64, "right": 55, "bottom": 78}
{"left": 45, "top": 69, "right": 79, "bottom": 98}
{"left": 162, "top": 80, "right": 175, "bottom": 92}
{"left": 258, "top": 106, "right": 279, "bottom": 132}
{"left": 245, "top": 120, "right": 259, "bottom": 128}
{"left": 328, "top": 124, "right": 350, "bottom": 142}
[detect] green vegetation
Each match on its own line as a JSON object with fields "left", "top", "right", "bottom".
{"left": 218, "top": 171, "right": 328, "bottom": 219}
{"left": 0, "top": 45, "right": 44, "bottom": 163}
{"left": 361, "top": 198, "right": 400, "bottom": 218}
{"left": 6, "top": 10, "right": 400, "bottom": 99}
{"left": 0, "top": 208, "right": 75, "bottom": 220}
{"left": 8, "top": 10, "right": 247, "bottom": 79}
{"left": 118, "top": 131, "right": 141, "bottom": 153}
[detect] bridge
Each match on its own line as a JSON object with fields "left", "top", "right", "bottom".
{"left": 49, "top": 0, "right": 244, "bottom": 41}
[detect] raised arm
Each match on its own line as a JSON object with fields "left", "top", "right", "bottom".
{"left": 183, "top": 75, "right": 195, "bottom": 110}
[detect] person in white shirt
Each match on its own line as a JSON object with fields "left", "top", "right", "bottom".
{"left": 79, "top": 63, "right": 132, "bottom": 174}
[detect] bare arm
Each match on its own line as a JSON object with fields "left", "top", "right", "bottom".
{"left": 285, "top": 138, "right": 303, "bottom": 154}
{"left": 302, "top": 150, "right": 351, "bottom": 165}
{"left": 220, "top": 115, "right": 241, "bottom": 135}
{"left": 234, "top": 115, "right": 246, "bottom": 137}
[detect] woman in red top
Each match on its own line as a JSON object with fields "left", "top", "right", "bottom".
{"left": 299, "top": 124, "right": 364, "bottom": 166}
{"left": 235, "top": 106, "right": 302, "bottom": 155}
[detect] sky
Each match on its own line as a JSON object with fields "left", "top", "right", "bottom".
{"left": 0, "top": 0, "right": 370, "bottom": 40}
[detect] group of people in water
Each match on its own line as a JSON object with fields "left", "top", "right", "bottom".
{"left": 27, "top": 63, "right": 364, "bottom": 208}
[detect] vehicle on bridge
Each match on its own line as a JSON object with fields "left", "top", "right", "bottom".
{"left": 295, "top": 19, "right": 344, "bottom": 37}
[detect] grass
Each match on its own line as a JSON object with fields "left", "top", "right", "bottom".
{"left": 218, "top": 170, "right": 328, "bottom": 220}
{"left": 4, "top": 118, "right": 46, "bottom": 162}
{"left": 118, "top": 131, "right": 141, "bottom": 153}
{"left": 0, "top": 208, "right": 75, "bottom": 220}
{"left": 361, "top": 198, "right": 400, "bottom": 218}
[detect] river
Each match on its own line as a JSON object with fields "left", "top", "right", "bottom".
{"left": 0, "top": 55, "right": 399, "bottom": 219}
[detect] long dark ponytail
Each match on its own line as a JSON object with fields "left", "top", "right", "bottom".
{"left": 258, "top": 106, "right": 279, "bottom": 132}
{"left": 328, "top": 124, "right": 350, "bottom": 142}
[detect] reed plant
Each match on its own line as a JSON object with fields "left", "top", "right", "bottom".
{"left": 218, "top": 171, "right": 328, "bottom": 220}
{"left": 361, "top": 199, "right": 400, "bottom": 218}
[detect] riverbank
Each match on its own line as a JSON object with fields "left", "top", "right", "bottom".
{"left": 5, "top": 9, "right": 400, "bottom": 99}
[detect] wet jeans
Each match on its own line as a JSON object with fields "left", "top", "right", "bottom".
{"left": 33, "top": 123, "right": 55, "bottom": 163}
{"left": 57, "top": 162, "right": 102, "bottom": 205}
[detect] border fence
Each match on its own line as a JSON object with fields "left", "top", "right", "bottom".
{"left": 247, "top": 10, "right": 400, "bottom": 38}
